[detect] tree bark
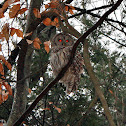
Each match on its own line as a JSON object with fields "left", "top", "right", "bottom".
{"left": 83, "top": 40, "right": 116, "bottom": 126}
{"left": 7, "top": 0, "right": 42, "bottom": 125}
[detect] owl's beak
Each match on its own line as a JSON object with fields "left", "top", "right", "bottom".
{"left": 62, "top": 42, "right": 66, "bottom": 46}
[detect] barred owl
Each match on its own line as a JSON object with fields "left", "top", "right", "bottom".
{"left": 50, "top": 33, "right": 84, "bottom": 94}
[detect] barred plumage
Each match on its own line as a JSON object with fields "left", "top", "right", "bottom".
{"left": 50, "top": 33, "right": 84, "bottom": 94}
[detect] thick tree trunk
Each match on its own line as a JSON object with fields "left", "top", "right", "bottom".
{"left": 7, "top": 0, "right": 42, "bottom": 125}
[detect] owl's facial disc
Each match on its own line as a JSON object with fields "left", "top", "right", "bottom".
{"left": 58, "top": 38, "right": 69, "bottom": 46}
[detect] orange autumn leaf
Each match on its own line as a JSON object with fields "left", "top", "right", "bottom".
{"left": 15, "top": 29, "right": 23, "bottom": 38}
{"left": 0, "top": 83, "right": 2, "bottom": 90}
{"left": 0, "top": 63, "right": 4, "bottom": 75}
{"left": 109, "top": 89, "right": 114, "bottom": 95}
{"left": 33, "top": 42, "right": 40, "bottom": 49}
{"left": 69, "top": 9, "right": 74, "bottom": 14}
{"left": 42, "top": 108, "right": 50, "bottom": 111}
{"left": 0, "top": 55, "right": 6, "bottom": 62}
{"left": 51, "top": 17, "right": 59, "bottom": 27}
{"left": 49, "top": 3, "right": 57, "bottom": 8}
{"left": 0, "top": 55, "right": 12, "bottom": 71}
{"left": 2, "top": 90, "right": 9, "bottom": 102}
{"left": 50, "top": 21, "right": 55, "bottom": 26}
{"left": 3, "top": 82, "right": 12, "bottom": 95}
{"left": 10, "top": 28, "right": 16, "bottom": 36}
{"left": 9, "top": 4, "right": 20, "bottom": 18}
{"left": 0, "top": 9, "right": 4, "bottom": 18}
{"left": 17, "top": 8, "right": 28, "bottom": 15}
{"left": 4, "top": 61, "right": 12, "bottom": 71}
{"left": 2, "top": 1, "right": 11, "bottom": 11}
{"left": 43, "top": 18, "right": 51, "bottom": 26}
{"left": 44, "top": 41, "right": 50, "bottom": 53}
{"left": 33, "top": 8, "right": 41, "bottom": 18}
{"left": 28, "top": 88, "right": 32, "bottom": 94}
{"left": 65, "top": 6, "right": 69, "bottom": 11}
{"left": 2, "top": 23, "right": 9, "bottom": 41}
{"left": 53, "top": 105, "right": 61, "bottom": 113}
{"left": 0, "top": 12, "right": 4, "bottom": 18}
{"left": 34, "top": 37, "right": 41, "bottom": 44}
{"left": 69, "top": 6, "right": 75, "bottom": 10}
{"left": 54, "top": 17, "right": 58, "bottom": 23}
{"left": 45, "top": 4, "right": 49, "bottom": 9}
{"left": 0, "top": 32, "right": 4, "bottom": 40}
{"left": 0, "top": 44, "right": 2, "bottom": 51}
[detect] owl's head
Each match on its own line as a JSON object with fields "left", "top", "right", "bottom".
{"left": 51, "top": 33, "right": 74, "bottom": 47}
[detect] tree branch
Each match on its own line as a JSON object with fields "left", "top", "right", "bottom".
{"left": 69, "top": 4, "right": 126, "bottom": 28}
{"left": 13, "top": 0, "right": 123, "bottom": 125}
{"left": 102, "top": 33, "right": 126, "bottom": 47}
{"left": 83, "top": 40, "right": 116, "bottom": 126}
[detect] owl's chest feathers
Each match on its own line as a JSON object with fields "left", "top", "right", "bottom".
{"left": 50, "top": 46, "right": 72, "bottom": 71}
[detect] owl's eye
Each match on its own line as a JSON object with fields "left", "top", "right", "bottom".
{"left": 58, "top": 39, "right": 62, "bottom": 42}
{"left": 66, "top": 40, "right": 69, "bottom": 42}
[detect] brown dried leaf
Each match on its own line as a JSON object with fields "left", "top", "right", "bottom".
{"left": 53, "top": 105, "right": 61, "bottom": 113}
{"left": 43, "top": 18, "right": 51, "bottom": 26}
{"left": 0, "top": 44, "right": 2, "bottom": 51}
{"left": 34, "top": 37, "right": 41, "bottom": 44}
{"left": 15, "top": 29, "right": 23, "bottom": 38}
{"left": 54, "top": 17, "right": 58, "bottom": 23}
{"left": 10, "top": 28, "right": 16, "bottom": 36}
{"left": 2, "top": 23, "right": 9, "bottom": 41}
{"left": 42, "top": 108, "right": 50, "bottom": 111}
{"left": 51, "top": 17, "right": 59, "bottom": 27}
{"left": 28, "top": 88, "right": 32, "bottom": 94}
{"left": 65, "top": 6, "right": 69, "bottom": 11}
{"left": 0, "top": 55, "right": 6, "bottom": 62}
{"left": 2, "top": 1, "right": 10, "bottom": 11}
{"left": 69, "top": 9, "right": 74, "bottom": 14}
{"left": 4, "top": 61, "right": 12, "bottom": 71}
{"left": 0, "top": 9, "right": 4, "bottom": 18}
{"left": 33, "top": 8, "right": 41, "bottom": 18}
{"left": 45, "top": 4, "right": 49, "bottom": 9}
{"left": 0, "top": 32, "right": 4, "bottom": 40}
{"left": 44, "top": 41, "right": 50, "bottom": 53}
{"left": 69, "top": 6, "right": 75, "bottom": 10}
{"left": 9, "top": 4, "right": 20, "bottom": 18}
{"left": 0, "top": 63, "right": 4, "bottom": 75}
{"left": 109, "top": 89, "right": 114, "bottom": 95}
{"left": 33, "top": 42, "right": 40, "bottom": 49}
{"left": 2, "top": 90, "right": 9, "bottom": 102}
{"left": 17, "top": 8, "right": 28, "bottom": 15}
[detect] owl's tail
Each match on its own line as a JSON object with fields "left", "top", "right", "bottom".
{"left": 61, "top": 74, "right": 79, "bottom": 94}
